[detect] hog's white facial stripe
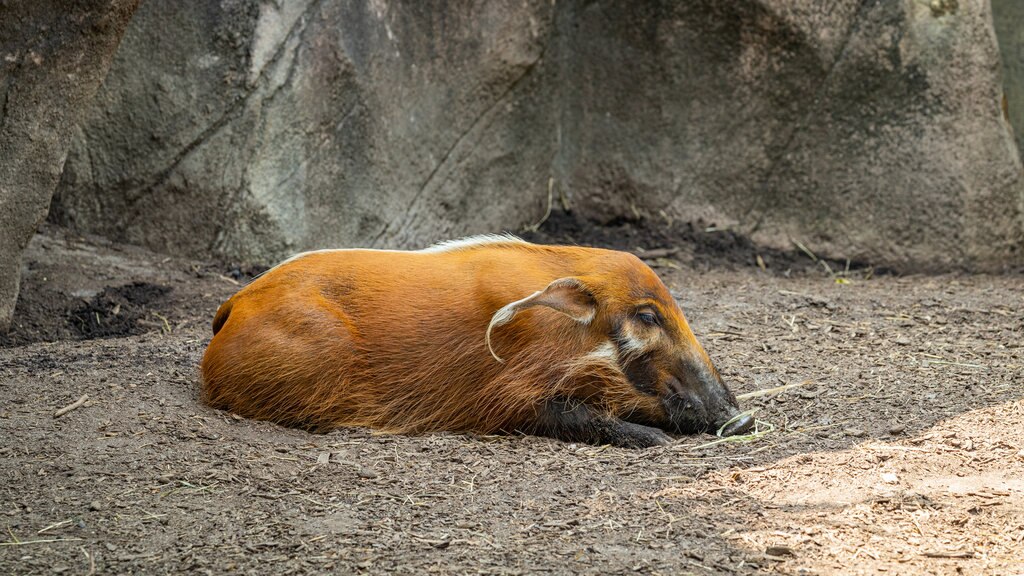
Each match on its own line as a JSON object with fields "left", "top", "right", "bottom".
{"left": 616, "top": 324, "right": 648, "bottom": 359}
{"left": 586, "top": 341, "right": 618, "bottom": 363}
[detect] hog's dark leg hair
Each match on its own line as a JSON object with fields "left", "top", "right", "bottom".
{"left": 531, "top": 397, "right": 672, "bottom": 448}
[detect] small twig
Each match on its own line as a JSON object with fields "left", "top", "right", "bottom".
{"left": 133, "top": 507, "right": 168, "bottom": 522}
{"left": 737, "top": 381, "right": 813, "bottom": 400}
{"left": 54, "top": 395, "right": 89, "bottom": 419}
{"left": 634, "top": 248, "right": 679, "bottom": 260}
{"left": 909, "top": 513, "right": 926, "bottom": 537}
{"left": 707, "top": 330, "right": 747, "bottom": 339}
{"left": 922, "top": 550, "right": 974, "bottom": 559}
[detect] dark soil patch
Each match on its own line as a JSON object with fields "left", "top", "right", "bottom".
{"left": 0, "top": 225, "right": 265, "bottom": 348}
{"left": 0, "top": 282, "right": 172, "bottom": 348}
{"left": 68, "top": 282, "right": 173, "bottom": 339}
{"left": 519, "top": 210, "right": 882, "bottom": 277}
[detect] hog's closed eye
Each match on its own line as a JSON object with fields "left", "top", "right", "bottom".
{"left": 636, "top": 311, "right": 659, "bottom": 326}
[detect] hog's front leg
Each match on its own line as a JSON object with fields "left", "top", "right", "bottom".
{"left": 531, "top": 397, "right": 672, "bottom": 448}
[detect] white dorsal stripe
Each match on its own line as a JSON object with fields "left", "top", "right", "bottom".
{"left": 419, "top": 233, "right": 528, "bottom": 253}
{"left": 262, "top": 233, "right": 530, "bottom": 276}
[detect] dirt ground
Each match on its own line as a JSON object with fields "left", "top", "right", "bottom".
{"left": 1, "top": 222, "right": 1022, "bottom": 575}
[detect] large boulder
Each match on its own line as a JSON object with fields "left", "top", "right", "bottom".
{"left": 51, "top": 0, "right": 1024, "bottom": 270}
{"left": 51, "top": 0, "right": 556, "bottom": 262}
{"left": 0, "top": 0, "right": 139, "bottom": 331}
{"left": 558, "top": 0, "right": 1023, "bottom": 270}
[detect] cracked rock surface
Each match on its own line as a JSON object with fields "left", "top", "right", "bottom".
{"left": 46, "top": 0, "right": 1024, "bottom": 271}
{"left": 0, "top": 0, "right": 139, "bottom": 331}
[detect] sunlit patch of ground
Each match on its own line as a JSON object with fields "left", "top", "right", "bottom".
{"left": 653, "top": 401, "right": 1024, "bottom": 574}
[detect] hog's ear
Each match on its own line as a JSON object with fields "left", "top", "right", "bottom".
{"left": 486, "top": 277, "right": 596, "bottom": 363}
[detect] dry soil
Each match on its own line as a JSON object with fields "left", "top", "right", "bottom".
{"left": 1, "top": 223, "right": 1022, "bottom": 575}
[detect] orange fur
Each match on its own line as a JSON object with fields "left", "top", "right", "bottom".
{"left": 200, "top": 238, "right": 706, "bottom": 436}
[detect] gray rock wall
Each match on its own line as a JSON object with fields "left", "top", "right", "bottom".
{"left": 559, "top": 0, "right": 1023, "bottom": 269}
{"left": 0, "top": 0, "right": 139, "bottom": 331}
{"left": 994, "top": 0, "right": 1024, "bottom": 158}
{"left": 49, "top": 0, "right": 1024, "bottom": 270}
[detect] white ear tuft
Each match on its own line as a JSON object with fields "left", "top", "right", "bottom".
{"left": 483, "top": 277, "right": 597, "bottom": 364}
{"left": 485, "top": 291, "right": 540, "bottom": 363}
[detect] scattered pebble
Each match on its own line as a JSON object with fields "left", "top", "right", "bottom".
{"left": 765, "top": 545, "right": 795, "bottom": 557}
{"left": 844, "top": 427, "right": 866, "bottom": 438}
{"left": 888, "top": 424, "right": 906, "bottom": 436}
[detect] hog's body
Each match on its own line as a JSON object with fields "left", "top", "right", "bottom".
{"left": 200, "top": 235, "right": 752, "bottom": 447}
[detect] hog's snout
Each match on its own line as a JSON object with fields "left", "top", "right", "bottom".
{"left": 666, "top": 354, "right": 750, "bottom": 436}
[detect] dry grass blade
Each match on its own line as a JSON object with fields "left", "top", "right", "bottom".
{"left": 37, "top": 520, "right": 73, "bottom": 534}
{"left": 522, "top": 178, "right": 554, "bottom": 233}
{"left": 793, "top": 240, "right": 818, "bottom": 262}
{"left": 693, "top": 418, "right": 775, "bottom": 450}
{"left": 0, "top": 538, "right": 84, "bottom": 547}
{"left": 922, "top": 359, "right": 986, "bottom": 369}
{"left": 716, "top": 408, "right": 760, "bottom": 437}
